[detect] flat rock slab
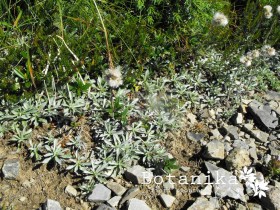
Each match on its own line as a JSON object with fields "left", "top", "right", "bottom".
{"left": 187, "top": 197, "right": 217, "bottom": 210}
{"left": 233, "top": 113, "right": 243, "bottom": 125}
{"left": 269, "top": 141, "right": 280, "bottom": 156}
{"left": 2, "top": 159, "right": 20, "bottom": 180}
{"left": 187, "top": 132, "right": 205, "bottom": 142}
{"left": 119, "top": 187, "right": 140, "bottom": 205}
{"left": 159, "top": 194, "right": 176, "bottom": 208}
{"left": 42, "top": 199, "right": 62, "bottom": 210}
{"left": 232, "top": 140, "right": 249, "bottom": 150}
{"left": 126, "top": 198, "right": 151, "bottom": 210}
{"left": 199, "top": 184, "right": 213, "bottom": 196}
{"left": 250, "top": 130, "right": 269, "bottom": 143}
{"left": 248, "top": 100, "right": 278, "bottom": 131}
{"left": 65, "top": 185, "right": 78, "bottom": 197}
{"left": 269, "top": 101, "right": 280, "bottom": 115}
{"left": 261, "top": 186, "right": 280, "bottom": 210}
{"left": 203, "top": 140, "right": 225, "bottom": 160}
{"left": 106, "top": 182, "right": 127, "bottom": 196}
{"left": 205, "top": 162, "right": 246, "bottom": 202}
{"left": 107, "top": 196, "right": 121, "bottom": 208}
{"left": 225, "top": 148, "right": 251, "bottom": 170}
{"left": 88, "top": 184, "right": 111, "bottom": 202}
{"left": 220, "top": 125, "right": 239, "bottom": 140}
{"left": 124, "top": 165, "right": 153, "bottom": 184}
{"left": 264, "top": 91, "right": 280, "bottom": 101}
{"left": 96, "top": 204, "right": 116, "bottom": 210}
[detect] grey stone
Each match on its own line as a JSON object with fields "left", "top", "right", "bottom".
{"left": 245, "top": 138, "right": 257, "bottom": 148}
{"left": 269, "top": 101, "right": 280, "bottom": 115}
{"left": 243, "top": 123, "right": 254, "bottom": 132}
{"left": 221, "top": 125, "right": 239, "bottom": 140}
{"left": 239, "top": 131, "right": 245, "bottom": 137}
{"left": 19, "top": 197, "right": 27, "bottom": 202}
{"left": 234, "top": 113, "right": 243, "bottom": 125}
{"left": 225, "top": 148, "right": 251, "bottom": 170}
{"left": 249, "top": 148, "right": 258, "bottom": 162}
{"left": 193, "top": 173, "right": 207, "bottom": 185}
{"left": 106, "top": 182, "right": 127, "bottom": 196}
{"left": 187, "top": 197, "right": 217, "bottom": 210}
{"left": 159, "top": 194, "right": 176, "bottom": 208}
{"left": 187, "top": 132, "right": 205, "bottom": 142}
{"left": 203, "top": 140, "right": 224, "bottom": 160}
{"left": 88, "top": 184, "right": 111, "bottom": 202}
{"left": 224, "top": 142, "right": 233, "bottom": 155}
{"left": 243, "top": 123, "right": 270, "bottom": 143}
{"left": 119, "top": 187, "right": 140, "bottom": 205}
{"left": 107, "top": 196, "right": 121, "bottom": 208}
{"left": 126, "top": 198, "right": 151, "bottom": 210}
{"left": 65, "top": 185, "right": 78, "bottom": 197}
{"left": 42, "top": 199, "right": 62, "bottom": 210}
{"left": 247, "top": 203, "right": 263, "bottom": 210}
{"left": 251, "top": 130, "right": 269, "bottom": 143}
{"left": 187, "top": 113, "right": 197, "bottom": 124}
{"left": 269, "top": 141, "right": 280, "bottom": 156}
{"left": 271, "top": 180, "right": 280, "bottom": 188}
{"left": 124, "top": 165, "right": 153, "bottom": 184}
{"left": 180, "top": 166, "right": 190, "bottom": 172}
{"left": 96, "top": 204, "right": 116, "bottom": 210}
{"left": 264, "top": 91, "right": 280, "bottom": 101}
{"left": 163, "top": 181, "right": 175, "bottom": 190}
{"left": 2, "top": 159, "right": 20, "bottom": 180}
{"left": 201, "top": 109, "right": 210, "bottom": 119}
{"left": 232, "top": 140, "right": 249, "bottom": 150}
{"left": 263, "top": 154, "right": 272, "bottom": 165}
{"left": 199, "top": 184, "right": 212, "bottom": 196}
{"left": 261, "top": 186, "right": 280, "bottom": 210}
{"left": 248, "top": 100, "right": 278, "bottom": 131}
{"left": 205, "top": 162, "right": 246, "bottom": 201}
{"left": 224, "top": 136, "right": 231, "bottom": 142}
{"left": 210, "top": 129, "right": 223, "bottom": 140}
{"left": 209, "top": 109, "right": 216, "bottom": 119}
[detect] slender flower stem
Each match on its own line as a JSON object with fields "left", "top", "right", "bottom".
{"left": 93, "top": 0, "right": 114, "bottom": 69}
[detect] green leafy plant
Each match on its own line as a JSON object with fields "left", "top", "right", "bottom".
{"left": 163, "top": 158, "right": 180, "bottom": 174}
{"left": 66, "top": 151, "right": 88, "bottom": 174}
{"left": 42, "top": 139, "right": 71, "bottom": 166}
{"left": 268, "top": 157, "right": 280, "bottom": 177}
{"left": 28, "top": 140, "right": 43, "bottom": 161}
{"left": 10, "top": 125, "right": 32, "bottom": 149}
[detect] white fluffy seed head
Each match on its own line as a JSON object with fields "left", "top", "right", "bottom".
{"left": 245, "top": 60, "right": 252, "bottom": 67}
{"left": 262, "top": 45, "right": 276, "bottom": 56}
{"left": 277, "top": 6, "right": 280, "bottom": 14}
{"left": 212, "top": 12, "right": 228, "bottom": 27}
{"left": 262, "top": 45, "right": 270, "bottom": 52}
{"left": 252, "top": 50, "right": 260, "bottom": 58}
{"left": 240, "top": 55, "right": 247, "bottom": 63}
{"left": 264, "top": 5, "right": 272, "bottom": 13}
{"left": 264, "top": 11, "right": 273, "bottom": 19}
{"left": 267, "top": 47, "right": 276, "bottom": 56}
{"left": 105, "top": 66, "right": 123, "bottom": 88}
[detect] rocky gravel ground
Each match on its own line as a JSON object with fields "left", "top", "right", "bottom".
{"left": 1, "top": 90, "right": 280, "bottom": 210}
